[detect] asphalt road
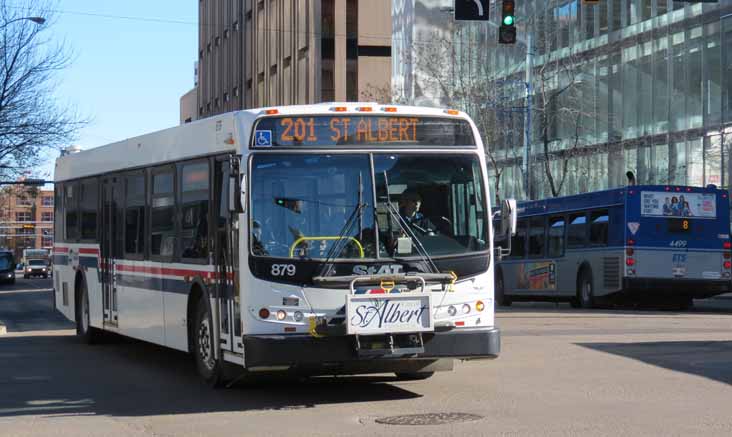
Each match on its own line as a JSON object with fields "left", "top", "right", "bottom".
{"left": 1, "top": 278, "right": 731, "bottom": 436}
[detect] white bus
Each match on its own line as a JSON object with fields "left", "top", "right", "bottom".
{"left": 53, "top": 103, "right": 515, "bottom": 385}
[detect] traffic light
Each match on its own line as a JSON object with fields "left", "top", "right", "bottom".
{"left": 499, "top": 0, "right": 516, "bottom": 44}
{"left": 454, "top": 0, "right": 490, "bottom": 21}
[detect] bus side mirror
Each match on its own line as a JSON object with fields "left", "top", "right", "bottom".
{"left": 500, "top": 199, "right": 517, "bottom": 237}
{"left": 496, "top": 199, "right": 517, "bottom": 260}
{"left": 229, "top": 174, "right": 245, "bottom": 213}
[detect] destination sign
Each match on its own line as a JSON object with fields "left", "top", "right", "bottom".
{"left": 251, "top": 115, "right": 475, "bottom": 148}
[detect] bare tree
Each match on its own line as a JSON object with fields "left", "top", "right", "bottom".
{"left": 405, "top": 26, "right": 526, "bottom": 203}
{"left": 0, "top": 0, "right": 84, "bottom": 180}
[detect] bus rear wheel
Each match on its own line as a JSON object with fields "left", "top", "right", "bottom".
{"left": 578, "top": 270, "right": 595, "bottom": 309}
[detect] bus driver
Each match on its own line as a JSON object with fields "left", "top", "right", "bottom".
{"left": 398, "top": 190, "right": 437, "bottom": 236}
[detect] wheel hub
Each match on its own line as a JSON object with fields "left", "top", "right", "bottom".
{"left": 198, "top": 319, "right": 215, "bottom": 370}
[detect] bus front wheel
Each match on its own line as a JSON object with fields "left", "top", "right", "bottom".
{"left": 75, "top": 278, "right": 101, "bottom": 344}
{"left": 578, "top": 270, "right": 595, "bottom": 309}
{"left": 193, "top": 300, "right": 227, "bottom": 387}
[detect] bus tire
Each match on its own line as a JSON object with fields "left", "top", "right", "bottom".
{"left": 495, "top": 271, "right": 512, "bottom": 307}
{"left": 75, "top": 277, "right": 101, "bottom": 344}
{"left": 193, "top": 299, "right": 227, "bottom": 387}
{"left": 395, "top": 371, "right": 435, "bottom": 381}
{"left": 578, "top": 269, "right": 595, "bottom": 309}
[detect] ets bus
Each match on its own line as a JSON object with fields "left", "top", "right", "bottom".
{"left": 495, "top": 185, "right": 730, "bottom": 309}
{"left": 53, "top": 104, "right": 515, "bottom": 385}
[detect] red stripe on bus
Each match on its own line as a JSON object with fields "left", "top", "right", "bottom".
{"left": 115, "top": 264, "right": 215, "bottom": 279}
{"left": 53, "top": 247, "right": 69, "bottom": 253}
{"left": 79, "top": 248, "right": 100, "bottom": 255}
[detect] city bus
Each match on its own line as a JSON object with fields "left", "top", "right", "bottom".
{"left": 495, "top": 185, "right": 731, "bottom": 310}
{"left": 53, "top": 103, "right": 515, "bottom": 385}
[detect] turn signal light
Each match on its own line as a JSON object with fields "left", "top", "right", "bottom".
{"left": 628, "top": 239, "right": 636, "bottom": 246}
{"left": 626, "top": 258, "right": 636, "bottom": 266}
{"left": 725, "top": 252, "right": 731, "bottom": 260}
{"left": 475, "top": 301, "right": 485, "bottom": 312}
{"left": 724, "top": 261, "right": 731, "bottom": 269}
{"left": 258, "top": 308, "right": 270, "bottom": 319}
{"left": 626, "top": 248, "right": 634, "bottom": 256}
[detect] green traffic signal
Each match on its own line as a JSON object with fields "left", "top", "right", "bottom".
{"left": 503, "top": 16, "right": 514, "bottom": 26}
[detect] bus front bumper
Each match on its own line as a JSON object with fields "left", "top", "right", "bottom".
{"left": 622, "top": 277, "right": 730, "bottom": 298}
{"left": 241, "top": 327, "right": 500, "bottom": 370}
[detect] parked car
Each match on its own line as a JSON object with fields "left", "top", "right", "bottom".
{"left": 24, "top": 258, "right": 49, "bottom": 279}
{"left": 0, "top": 251, "right": 16, "bottom": 284}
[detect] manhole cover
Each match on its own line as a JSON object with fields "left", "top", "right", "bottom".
{"left": 375, "top": 412, "right": 483, "bottom": 426}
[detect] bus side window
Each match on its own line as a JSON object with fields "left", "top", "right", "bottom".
{"left": 548, "top": 216, "right": 565, "bottom": 257}
{"left": 510, "top": 219, "right": 527, "bottom": 258}
{"left": 567, "top": 213, "right": 587, "bottom": 248}
{"left": 124, "top": 172, "right": 146, "bottom": 258}
{"left": 528, "top": 216, "right": 546, "bottom": 258}
{"left": 590, "top": 210, "right": 609, "bottom": 246}
{"left": 64, "top": 182, "right": 79, "bottom": 242}
{"left": 179, "top": 161, "right": 210, "bottom": 261}
{"left": 80, "top": 178, "right": 99, "bottom": 242}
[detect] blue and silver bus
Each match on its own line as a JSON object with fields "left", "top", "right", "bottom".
{"left": 495, "top": 185, "right": 731, "bottom": 309}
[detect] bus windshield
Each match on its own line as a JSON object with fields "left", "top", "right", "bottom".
{"left": 250, "top": 153, "right": 488, "bottom": 260}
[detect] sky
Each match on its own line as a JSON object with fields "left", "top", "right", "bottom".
{"left": 38, "top": 1, "right": 198, "bottom": 179}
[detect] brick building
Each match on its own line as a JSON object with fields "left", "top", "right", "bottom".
{"left": 0, "top": 184, "right": 54, "bottom": 259}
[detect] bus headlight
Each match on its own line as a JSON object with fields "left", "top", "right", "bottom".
{"left": 276, "top": 310, "right": 287, "bottom": 321}
{"left": 293, "top": 311, "right": 304, "bottom": 322}
{"left": 461, "top": 304, "right": 470, "bottom": 314}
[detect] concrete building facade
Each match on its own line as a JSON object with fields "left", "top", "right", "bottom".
{"left": 197, "top": 0, "right": 392, "bottom": 118}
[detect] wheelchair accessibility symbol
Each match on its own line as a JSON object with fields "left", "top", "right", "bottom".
{"left": 255, "top": 130, "right": 272, "bottom": 147}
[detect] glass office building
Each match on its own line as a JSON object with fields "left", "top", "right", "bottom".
{"left": 393, "top": 0, "right": 732, "bottom": 200}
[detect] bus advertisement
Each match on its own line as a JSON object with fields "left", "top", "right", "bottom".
{"left": 495, "top": 185, "right": 730, "bottom": 309}
{"left": 53, "top": 104, "right": 516, "bottom": 385}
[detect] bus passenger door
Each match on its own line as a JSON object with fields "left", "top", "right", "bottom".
{"left": 100, "top": 177, "right": 120, "bottom": 326}
{"left": 214, "top": 156, "right": 242, "bottom": 354}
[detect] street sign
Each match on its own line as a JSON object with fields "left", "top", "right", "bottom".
{"left": 454, "top": 0, "right": 490, "bottom": 21}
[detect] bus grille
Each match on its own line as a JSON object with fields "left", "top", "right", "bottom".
{"left": 603, "top": 257, "right": 620, "bottom": 290}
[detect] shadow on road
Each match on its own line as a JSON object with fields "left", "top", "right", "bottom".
{"left": 0, "top": 334, "right": 422, "bottom": 418}
{"left": 576, "top": 341, "right": 732, "bottom": 386}
{"left": 0, "top": 288, "right": 73, "bottom": 333}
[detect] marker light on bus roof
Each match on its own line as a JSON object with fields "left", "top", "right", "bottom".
{"left": 381, "top": 107, "right": 398, "bottom": 113}
{"left": 356, "top": 106, "right": 373, "bottom": 112}
{"left": 331, "top": 106, "right": 348, "bottom": 112}
{"left": 264, "top": 109, "right": 279, "bottom": 115}
{"left": 444, "top": 109, "right": 460, "bottom": 115}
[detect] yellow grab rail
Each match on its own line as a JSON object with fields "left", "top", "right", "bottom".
{"left": 289, "top": 236, "right": 365, "bottom": 258}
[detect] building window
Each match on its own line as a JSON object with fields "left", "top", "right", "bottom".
{"left": 199, "top": 107, "right": 204, "bottom": 116}
{"left": 42, "top": 196, "right": 53, "bottom": 207}
{"left": 235, "top": 86, "right": 241, "bottom": 96}
{"left": 16, "top": 196, "right": 32, "bottom": 207}
{"left": 42, "top": 212, "right": 53, "bottom": 222}
{"left": 16, "top": 212, "right": 31, "bottom": 222}
{"left": 199, "top": 49, "right": 203, "bottom": 59}
{"left": 215, "top": 97, "right": 220, "bottom": 108}
{"left": 206, "top": 102, "right": 211, "bottom": 112}
{"left": 233, "top": 20, "right": 240, "bottom": 31}
{"left": 17, "top": 226, "right": 34, "bottom": 235}
{"left": 224, "top": 29, "right": 230, "bottom": 39}
{"left": 207, "top": 42, "right": 211, "bottom": 53}
{"left": 224, "top": 92, "right": 229, "bottom": 102}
